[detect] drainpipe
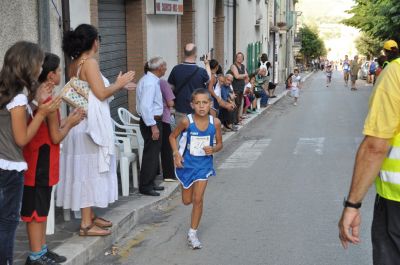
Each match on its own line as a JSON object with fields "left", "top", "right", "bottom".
{"left": 233, "top": 0, "right": 237, "bottom": 58}
{"left": 273, "top": 0, "right": 277, "bottom": 83}
{"left": 61, "top": 0, "right": 71, "bottom": 83}
{"left": 38, "top": 0, "right": 51, "bottom": 51}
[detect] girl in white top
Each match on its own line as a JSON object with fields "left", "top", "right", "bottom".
{"left": 0, "top": 41, "right": 59, "bottom": 264}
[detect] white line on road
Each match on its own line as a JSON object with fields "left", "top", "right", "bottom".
{"left": 219, "top": 139, "right": 271, "bottom": 169}
{"left": 293, "top": 137, "right": 325, "bottom": 155}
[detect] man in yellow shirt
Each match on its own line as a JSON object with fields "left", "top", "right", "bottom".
{"left": 338, "top": 55, "right": 400, "bottom": 264}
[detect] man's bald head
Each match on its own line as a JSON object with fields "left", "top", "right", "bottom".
{"left": 184, "top": 43, "right": 197, "bottom": 58}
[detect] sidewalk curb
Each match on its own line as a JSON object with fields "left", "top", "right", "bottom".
{"left": 54, "top": 184, "right": 180, "bottom": 265}
{"left": 53, "top": 71, "right": 314, "bottom": 265}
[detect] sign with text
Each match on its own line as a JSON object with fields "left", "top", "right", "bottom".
{"left": 155, "top": 0, "right": 183, "bottom": 15}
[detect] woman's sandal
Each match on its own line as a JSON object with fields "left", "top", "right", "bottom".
{"left": 79, "top": 223, "right": 111, "bottom": 236}
{"left": 92, "top": 216, "right": 113, "bottom": 228}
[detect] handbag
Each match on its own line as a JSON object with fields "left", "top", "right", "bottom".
{"left": 60, "top": 58, "right": 90, "bottom": 111}
{"left": 60, "top": 77, "right": 89, "bottom": 111}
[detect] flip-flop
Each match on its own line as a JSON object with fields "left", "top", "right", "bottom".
{"left": 79, "top": 223, "right": 111, "bottom": 236}
{"left": 93, "top": 216, "right": 113, "bottom": 228}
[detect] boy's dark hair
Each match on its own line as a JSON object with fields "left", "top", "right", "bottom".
{"left": 248, "top": 73, "right": 256, "bottom": 80}
{"left": 0, "top": 41, "right": 44, "bottom": 108}
{"left": 38, "top": 53, "right": 60, "bottom": 83}
{"left": 191, "top": 88, "right": 211, "bottom": 101}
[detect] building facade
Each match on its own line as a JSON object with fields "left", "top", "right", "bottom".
{"left": 0, "top": 0, "right": 298, "bottom": 117}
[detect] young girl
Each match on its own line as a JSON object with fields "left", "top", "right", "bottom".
{"left": 169, "top": 89, "right": 223, "bottom": 249}
{"left": 22, "top": 53, "right": 84, "bottom": 265}
{"left": 0, "top": 41, "right": 60, "bottom": 264}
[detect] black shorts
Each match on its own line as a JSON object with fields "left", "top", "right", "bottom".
{"left": 21, "top": 185, "right": 53, "bottom": 222}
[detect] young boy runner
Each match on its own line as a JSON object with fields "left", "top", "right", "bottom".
{"left": 22, "top": 53, "right": 84, "bottom": 265}
{"left": 169, "top": 88, "right": 223, "bottom": 249}
{"left": 291, "top": 69, "right": 301, "bottom": 106}
{"left": 326, "top": 64, "right": 333, "bottom": 87}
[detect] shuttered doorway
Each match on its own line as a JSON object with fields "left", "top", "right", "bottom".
{"left": 98, "top": 0, "right": 127, "bottom": 121}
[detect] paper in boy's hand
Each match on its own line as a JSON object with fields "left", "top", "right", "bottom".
{"left": 190, "top": 135, "right": 210, "bottom": 156}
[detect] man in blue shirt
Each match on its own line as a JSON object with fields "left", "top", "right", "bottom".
{"left": 136, "top": 57, "right": 167, "bottom": 196}
{"left": 168, "top": 43, "right": 210, "bottom": 123}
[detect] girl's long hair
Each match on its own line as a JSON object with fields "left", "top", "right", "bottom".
{"left": 63, "top": 24, "right": 98, "bottom": 59}
{"left": 0, "top": 41, "right": 44, "bottom": 108}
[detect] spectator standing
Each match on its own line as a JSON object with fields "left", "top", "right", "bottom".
{"left": 159, "top": 79, "right": 176, "bottom": 181}
{"left": 338, "top": 54, "right": 400, "bottom": 265}
{"left": 0, "top": 41, "right": 59, "bottom": 265}
{"left": 350, "top": 55, "right": 361, "bottom": 91}
{"left": 57, "top": 24, "right": 135, "bottom": 237}
{"left": 168, "top": 43, "right": 210, "bottom": 123}
{"left": 22, "top": 53, "right": 84, "bottom": 265}
{"left": 136, "top": 57, "right": 167, "bottom": 196}
{"left": 230, "top": 52, "right": 248, "bottom": 125}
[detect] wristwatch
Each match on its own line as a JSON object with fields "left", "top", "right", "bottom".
{"left": 343, "top": 197, "right": 362, "bottom": 209}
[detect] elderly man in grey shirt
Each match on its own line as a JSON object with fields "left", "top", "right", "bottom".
{"left": 136, "top": 57, "right": 167, "bottom": 196}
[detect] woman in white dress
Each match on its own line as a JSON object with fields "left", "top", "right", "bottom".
{"left": 57, "top": 24, "right": 135, "bottom": 236}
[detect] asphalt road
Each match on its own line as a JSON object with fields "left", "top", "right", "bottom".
{"left": 93, "top": 71, "right": 375, "bottom": 265}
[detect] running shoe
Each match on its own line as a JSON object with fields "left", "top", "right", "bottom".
{"left": 188, "top": 231, "right": 202, "bottom": 249}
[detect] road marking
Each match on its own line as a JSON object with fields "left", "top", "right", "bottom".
{"left": 219, "top": 139, "right": 271, "bottom": 169}
{"left": 293, "top": 137, "right": 325, "bottom": 155}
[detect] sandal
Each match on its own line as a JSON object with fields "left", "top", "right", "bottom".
{"left": 92, "top": 216, "right": 113, "bottom": 228}
{"left": 79, "top": 223, "right": 111, "bottom": 236}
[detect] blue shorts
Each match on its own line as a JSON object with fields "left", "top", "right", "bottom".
{"left": 175, "top": 167, "right": 215, "bottom": 189}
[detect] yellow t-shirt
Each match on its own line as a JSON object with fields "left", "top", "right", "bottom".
{"left": 363, "top": 60, "right": 400, "bottom": 139}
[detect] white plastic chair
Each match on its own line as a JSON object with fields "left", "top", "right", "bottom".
{"left": 117, "top": 108, "right": 144, "bottom": 166}
{"left": 115, "top": 135, "right": 138, "bottom": 196}
{"left": 118, "top": 107, "right": 140, "bottom": 123}
{"left": 112, "top": 118, "right": 140, "bottom": 196}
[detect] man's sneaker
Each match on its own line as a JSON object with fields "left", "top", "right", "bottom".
{"left": 187, "top": 232, "right": 202, "bottom": 249}
{"left": 25, "top": 255, "right": 60, "bottom": 265}
{"left": 44, "top": 250, "right": 67, "bottom": 263}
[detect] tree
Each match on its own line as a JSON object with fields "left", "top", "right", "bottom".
{"left": 355, "top": 33, "right": 383, "bottom": 59}
{"left": 342, "top": 0, "right": 400, "bottom": 42}
{"left": 299, "top": 25, "right": 327, "bottom": 63}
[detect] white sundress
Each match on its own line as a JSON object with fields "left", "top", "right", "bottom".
{"left": 56, "top": 75, "right": 118, "bottom": 211}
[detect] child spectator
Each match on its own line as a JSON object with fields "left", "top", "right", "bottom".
{"left": 291, "top": 69, "right": 301, "bottom": 106}
{"left": 244, "top": 75, "right": 257, "bottom": 114}
{"left": 169, "top": 88, "right": 223, "bottom": 249}
{"left": 0, "top": 41, "right": 60, "bottom": 264}
{"left": 21, "top": 53, "right": 84, "bottom": 265}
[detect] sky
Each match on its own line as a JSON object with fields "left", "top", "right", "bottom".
{"left": 296, "top": 0, "right": 360, "bottom": 60}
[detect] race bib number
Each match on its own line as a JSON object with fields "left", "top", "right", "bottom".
{"left": 190, "top": 136, "right": 210, "bottom": 156}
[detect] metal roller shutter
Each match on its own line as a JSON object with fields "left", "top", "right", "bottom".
{"left": 98, "top": 0, "right": 127, "bottom": 121}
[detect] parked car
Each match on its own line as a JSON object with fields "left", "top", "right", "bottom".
{"left": 358, "top": 61, "right": 369, "bottom": 80}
